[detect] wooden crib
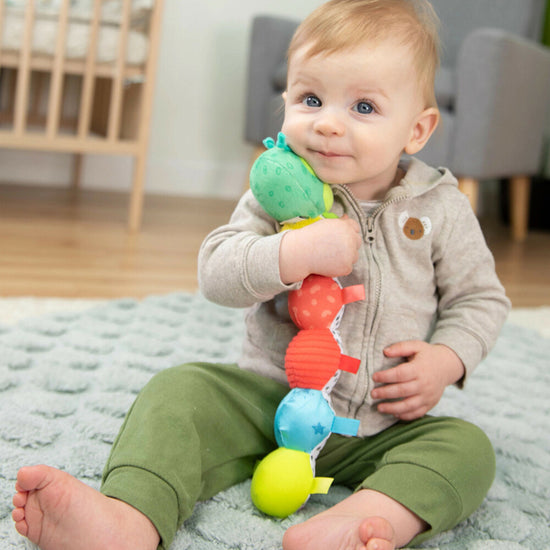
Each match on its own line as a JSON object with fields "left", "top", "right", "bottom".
{"left": 0, "top": 0, "right": 164, "bottom": 230}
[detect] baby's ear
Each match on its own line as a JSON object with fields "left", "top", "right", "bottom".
{"left": 282, "top": 91, "right": 288, "bottom": 102}
{"left": 405, "top": 107, "right": 440, "bottom": 155}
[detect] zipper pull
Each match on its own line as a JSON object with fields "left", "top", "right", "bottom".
{"left": 366, "top": 217, "right": 375, "bottom": 243}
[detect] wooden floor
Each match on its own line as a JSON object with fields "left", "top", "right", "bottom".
{"left": 0, "top": 184, "right": 548, "bottom": 307}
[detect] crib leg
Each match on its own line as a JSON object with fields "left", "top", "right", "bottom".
{"left": 71, "top": 153, "right": 83, "bottom": 189}
{"left": 128, "top": 153, "right": 146, "bottom": 231}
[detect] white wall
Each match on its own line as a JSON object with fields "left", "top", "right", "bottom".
{"left": 0, "top": 0, "right": 323, "bottom": 200}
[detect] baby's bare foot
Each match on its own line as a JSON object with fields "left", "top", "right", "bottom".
{"left": 12, "top": 465, "right": 159, "bottom": 550}
{"left": 283, "top": 514, "right": 395, "bottom": 550}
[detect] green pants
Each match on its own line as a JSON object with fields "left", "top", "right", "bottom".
{"left": 100, "top": 363, "right": 495, "bottom": 549}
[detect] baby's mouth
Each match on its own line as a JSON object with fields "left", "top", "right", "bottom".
{"left": 310, "top": 148, "right": 349, "bottom": 159}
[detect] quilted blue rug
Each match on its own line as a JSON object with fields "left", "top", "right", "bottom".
{"left": 0, "top": 293, "right": 548, "bottom": 549}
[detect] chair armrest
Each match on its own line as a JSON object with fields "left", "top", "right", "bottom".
{"left": 451, "top": 28, "right": 550, "bottom": 178}
{"left": 244, "top": 15, "right": 299, "bottom": 145}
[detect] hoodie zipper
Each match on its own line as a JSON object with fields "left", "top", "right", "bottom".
{"left": 339, "top": 186, "right": 409, "bottom": 416}
{"left": 339, "top": 185, "right": 409, "bottom": 241}
{"left": 366, "top": 194, "right": 409, "bottom": 243}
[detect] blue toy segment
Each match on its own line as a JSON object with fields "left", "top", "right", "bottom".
{"left": 274, "top": 388, "right": 359, "bottom": 453}
{"left": 331, "top": 415, "right": 360, "bottom": 437}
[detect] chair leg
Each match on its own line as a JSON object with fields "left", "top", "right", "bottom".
{"left": 457, "top": 177, "right": 479, "bottom": 213}
{"left": 509, "top": 176, "right": 530, "bottom": 242}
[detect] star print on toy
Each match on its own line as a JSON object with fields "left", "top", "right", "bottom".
{"left": 274, "top": 388, "right": 360, "bottom": 454}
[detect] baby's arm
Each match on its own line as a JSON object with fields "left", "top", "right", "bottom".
{"left": 199, "top": 192, "right": 361, "bottom": 307}
{"left": 371, "top": 191, "right": 510, "bottom": 421}
{"left": 199, "top": 191, "right": 296, "bottom": 307}
{"left": 371, "top": 341, "right": 465, "bottom": 421}
{"left": 279, "top": 215, "right": 362, "bottom": 284}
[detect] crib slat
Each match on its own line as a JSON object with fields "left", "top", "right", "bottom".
{"left": 78, "top": 0, "right": 102, "bottom": 139}
{"left": 47, "top": 0, "right": 71, "bottom": 138}
{"left": 0, "top": 51, "right": 145, "bottom": 79}
{"left": 107, "top": 0, "right": 131, "bottom": 141}
{"left": 136, "top": 0, "right": 164, "bottom": 144}
{"left": 14, "top": 1, "right": 35, "bottom": 135}
{"left": 128, "top": 0, "right": 165, "bottom": 231}
{"left": 0, "top": 1, "right": 5, "bottom": 68}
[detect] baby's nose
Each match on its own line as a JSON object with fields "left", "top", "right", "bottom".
{"left": 313, "top": 109, "right": 345, "bottom": 136}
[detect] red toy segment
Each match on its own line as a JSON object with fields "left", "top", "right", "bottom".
{"left": 338, "top": 354, "right": 360, "bottom": 374}
{"left": 285, "top": 329, "right": 360, "bottom": 390}
{"left": 289, "top": 275, "right": 365, "bottom": 330}
{"left": 342, "top": 285, "right": 366, "bottom": 306}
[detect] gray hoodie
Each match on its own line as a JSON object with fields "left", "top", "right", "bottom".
{"left": 199, "top": 157, "right": 510, "bottom": 436}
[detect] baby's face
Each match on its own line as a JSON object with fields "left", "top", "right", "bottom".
{"left": 282, "top": 39, "right": 432, "bottom": 201}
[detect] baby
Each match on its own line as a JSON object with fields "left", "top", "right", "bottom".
{"left": 12, "top": 1, "right": 510, "bottom": 549}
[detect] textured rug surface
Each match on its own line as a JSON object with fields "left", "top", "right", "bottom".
{"left": 0, "top": 293, "right": 549, "bottom": 550}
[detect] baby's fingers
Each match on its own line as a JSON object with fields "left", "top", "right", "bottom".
{"left": 372, "top": 362, "right": 416, "bottom": 385}
{"left": 383, "top": 340, "right": 425, "bottom": 359}
{"left": 371, "top": 379, "right": 419, "bottom": 401}
{"left": 377, "top": 396, "right": 427, "bottom": 420}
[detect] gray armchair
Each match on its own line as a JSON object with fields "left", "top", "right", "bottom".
{"left": 244, "top": 0, "right": 550, "bottom": 241}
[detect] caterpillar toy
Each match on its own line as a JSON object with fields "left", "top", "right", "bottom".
{"left": 249, "top": 133, "right": 365, "bottom": 518}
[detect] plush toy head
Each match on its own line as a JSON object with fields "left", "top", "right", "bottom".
{"left": 249, "top": 132, "right": 334, "bottom": 223}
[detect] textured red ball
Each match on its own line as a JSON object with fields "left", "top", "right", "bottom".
{"left": 289, "top": 275, "right": 366, "bottom": 330}
{"left": 285, "top": 329, "right": 360, "bottom": 390}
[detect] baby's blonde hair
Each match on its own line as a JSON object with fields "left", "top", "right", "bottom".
{"left": 288, "top": 0, "right": 441, "bottom": 108}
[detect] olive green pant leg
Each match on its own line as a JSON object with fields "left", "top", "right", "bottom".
{"left": 316, "top": 416, "right": 495, "bottom": 545}
{"left": 100, "top": 362, "right": 288, "bottom": 550}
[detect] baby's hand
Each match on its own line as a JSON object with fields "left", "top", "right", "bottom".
{"left": 371, "top": 341, "right": 465, "bottom": 421}
{"left": 280, "top": 215, "right": 362, "bottom": 283}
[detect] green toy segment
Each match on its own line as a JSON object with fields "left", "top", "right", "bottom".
{"left": 250, "top": 132, "right": 334, "bottom": 223}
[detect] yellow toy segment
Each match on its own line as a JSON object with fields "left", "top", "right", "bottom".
{"left": 310, "top": 476, "right": 333, "bottom": 494}
{"left": 281, "top": 217, "right": 323, "bottom": 231}
{"left": 250, "top": 447, "right": 333, "bottom": 518}
{"left": 323, "top": 183, "right": 334, "bottom": 212}
{"left": 299, "top": 157, "right": 316, "bottom": 176}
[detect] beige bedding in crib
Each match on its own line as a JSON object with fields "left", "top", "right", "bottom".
{"left": 1, "top": 0, "right": 152, "bottom": 64}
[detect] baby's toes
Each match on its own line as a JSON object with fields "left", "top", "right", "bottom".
{"left": 13, "top": 490, "right": 28, "bottom": 508}
{"left": 360, "top": 516, "right": 395, "bottom": 548}
{"left": 366, "top": 539, "right": 395, "bottom": 550}
{"left": 12, "top": 506, "right": 25, "bottom": 523}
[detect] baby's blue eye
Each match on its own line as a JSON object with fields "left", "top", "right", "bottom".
{"left": 355, "top": 101, "right": 374, "bottom": 114}
{"left": 304, "top": 95, "right": 322, "bottom": 108}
